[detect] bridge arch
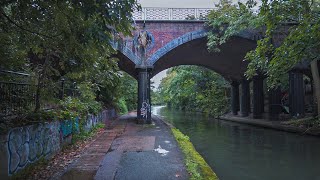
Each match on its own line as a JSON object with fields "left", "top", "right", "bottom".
{"left": 114, "top": 49, "right": 138, "bottom": 79}
{"left": 150, "top": 30, "right": 259, "bottom": 81}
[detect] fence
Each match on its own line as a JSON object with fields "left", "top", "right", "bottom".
{"left": 0, "top": 70, "right": 34, "bottom": 117}
{"left": 0, "top": 70, "right": 79, "bottom": 118}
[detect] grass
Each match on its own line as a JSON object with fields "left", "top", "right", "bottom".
{"left": 171, "top": 128, "right": 219, "bottom": 180}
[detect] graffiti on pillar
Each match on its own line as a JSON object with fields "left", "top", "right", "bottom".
{"left": 7, "top": 122, "right": 60, "bottom": 175}
{"left": 137, "top": 31, "right": 153, "bottom": 50}
{"left": 135, "top": 30, "right": 154, "bottom": 65}
{"left": 140, "top": 101, "right": 150, "bottom": 118}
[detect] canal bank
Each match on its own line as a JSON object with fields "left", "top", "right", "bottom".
{"left": 152, "top": 115, "right": 218, "bottom": 180}
{"left": 219, "top": 113, "right": 320, "bottom": 136}
{"left": 154, "top": 106, "right": 320, "bottom": 180}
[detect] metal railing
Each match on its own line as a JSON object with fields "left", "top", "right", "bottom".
{"left": 133, "top": 7, "right": 213, "bottom": 21}
{"left": 0, "top": 70, "right": 35, "bottom": 117}
{"left": 0, "top": 70, "right": 80, "bottom": 118}
{"left": 0, "top": 81, "right": 35, "bottom": 117}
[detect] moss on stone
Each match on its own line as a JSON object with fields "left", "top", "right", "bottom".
{"left": 171, "top": 128, "right": 219, "bottom": 180}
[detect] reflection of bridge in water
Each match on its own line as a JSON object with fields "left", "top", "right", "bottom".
{"left": 111, "top": 7, "right": 315, "bottom": 124}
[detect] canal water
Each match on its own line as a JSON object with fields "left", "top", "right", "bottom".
{"left": 152, "top": 106, "right": 320, "bottom": 180}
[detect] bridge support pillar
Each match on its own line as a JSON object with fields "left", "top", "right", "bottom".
{"left": 137, "top": 67, "right": 152, "bottom": 124}
{"left": 268, "top": 87, "right": 282, "bottom": 120}
{"left": 289, "top": 71, "right": 305, "bottom": 118}
{"left": 240, "top": 79, "right": 250, "bottom": 117}
{"left": 231, "top": 81, "right": 240, "bottom": 115}
{"left": 253, "top": 76, "right": 264, "bottom": 119}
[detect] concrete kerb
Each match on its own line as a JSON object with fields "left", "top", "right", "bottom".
{"left": 151, "top": 115, "right": 174, "bottom": 128}
{"left": 219, "top": 115, "right": 320, "bottom": 137}
{"left": 152, "top": 115, "right": 219, "bottom": 180}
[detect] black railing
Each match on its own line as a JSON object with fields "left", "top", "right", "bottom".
{"left": 0, "top": 70, "right": 35, "bottom": 118}
{"left": 0, "top": 81, "right": 35, "bottom": 116}
{"left": 0, "top": 70, "right": 81, "bottom": 118}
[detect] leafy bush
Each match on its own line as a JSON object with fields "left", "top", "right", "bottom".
{"left": 158, "top": 66, "right": 230, "bottom": 117}
{"left": 116, "top": 98, "right": 128, "bottom": 115}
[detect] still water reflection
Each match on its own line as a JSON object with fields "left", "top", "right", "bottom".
{"left": 152, "top": 106, "right": 320, "bottom": 180}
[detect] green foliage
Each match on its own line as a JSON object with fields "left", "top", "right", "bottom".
{"left": 57, "top": 82, "right": 103, "bottom": 133}
{"left": 171, "top": 128, "right": 218, "bottom": 180}
{"left": 117, "top": 72, "right": 138, "bottom": 111}
{"left": 159, "top": 66, "right": 230, "bottom": 117}
{"left": 0, "top": 0, "right": 139, "bottom": 112}
{"left": 245, "top": 0, "right": 320, "bottom": 88}
{"left": 59, "top": 87, "right": 102, "bottom": 117}
{"left": 207, "top": 0, "right": 262, "bottom": 52}
{"left": 116, "top": 98, "right": 129, "bottom": 115}
{"left": 207, "top": 0, "right": 320, "bottom": 88}
{"left": 96, "top": 70, "right": 137, "bottom": 113}
{"left": 151, "top": 89, "right": 164, "bottom": 105}
{"left": 24, "top": 110, "right": 56, "bottom": 122}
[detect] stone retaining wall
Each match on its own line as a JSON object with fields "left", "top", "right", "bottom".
{"left": 0, "top": 109, "right": 117, "bottom": 179}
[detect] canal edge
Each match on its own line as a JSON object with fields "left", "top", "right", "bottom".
{"left": 152, "top": 115, "right": 219, "bottom": 180}
{"left": 218, "top": 116, "right": 320, "bottom": 137}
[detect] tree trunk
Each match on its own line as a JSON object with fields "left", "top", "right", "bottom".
{"left": 34, "top": 55, "right": 50, "bottom": 112}
{"left": 310, "top": 60, "right": 320, "bottom": 119}
{"left": 34, "top": 76, "right": 41, "bottom": 112}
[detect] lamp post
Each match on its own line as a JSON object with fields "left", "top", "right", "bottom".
{"left": 60, "top": 77, "right": 65, "bottom": 100}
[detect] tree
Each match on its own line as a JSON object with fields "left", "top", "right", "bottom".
{"left": 0, "top": 0, "right": 139, "bottom": 111}
{"left": 207, "top": 0, "right": 320, "bottom": 119}
{"left": 158, "top": 66, "right": 230, "bottom": 117}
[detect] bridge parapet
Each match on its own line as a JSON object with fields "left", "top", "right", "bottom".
{"left": 133, "top": 7, "right": 213, "bottom": 21}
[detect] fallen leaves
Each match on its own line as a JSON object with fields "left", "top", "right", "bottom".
{"left": 21, "top": 128, "right": 105, "bottom": 180}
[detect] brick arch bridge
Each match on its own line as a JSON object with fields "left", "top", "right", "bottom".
{"left": 112, "top": 7, "right": 312, "bottom": 124}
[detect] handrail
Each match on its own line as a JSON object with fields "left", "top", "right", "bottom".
{"left": 0, "top": 70, "right": 30, "bottom": 76}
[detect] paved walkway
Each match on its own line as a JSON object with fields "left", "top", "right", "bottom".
{"left": 58, "top": 112, "right": 188, "bottom": 180}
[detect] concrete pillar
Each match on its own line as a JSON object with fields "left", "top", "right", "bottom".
{"left": 268, "top": 87, "right": 281, "bottom": 120}
{"left": 253, "top": 76, "right": 264, "bottom": 119}
{"left": 240, "top": 79, "right": 250, "bottom": 117}
{"left": 231, "top": 81, "right": 240, "bottom": 115}
{"left": 137, "top": 68, "right": 152, "bottom": 124}
{"left": 289, "top": 71, "right": 305, "bottom": 118}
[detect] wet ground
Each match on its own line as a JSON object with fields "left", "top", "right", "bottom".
{"left": 57, "top": 112, "right": 188, "bottom": 180}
